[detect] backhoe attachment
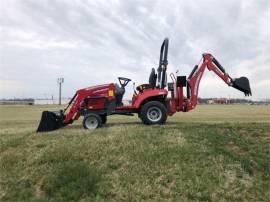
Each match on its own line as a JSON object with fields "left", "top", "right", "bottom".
{"left": 183, "top": 53, "right": 252, "bottom": 111}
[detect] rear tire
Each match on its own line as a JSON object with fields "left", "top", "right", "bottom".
{"left": 140, "top": 101, "right": 167, "bottom": 125}
{"left": 83, "top": 113, "right": 102, "bottom": 129}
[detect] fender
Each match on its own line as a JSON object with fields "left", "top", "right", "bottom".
{"left": 133, "top": 89, "right": 168, "bottom": 108}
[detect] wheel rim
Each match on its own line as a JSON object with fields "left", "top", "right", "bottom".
{"left": 85, "top": 116, "right": 98, "bottom": 129}
{"left": 147, "top": 106, "right": 162, "bottom": 122}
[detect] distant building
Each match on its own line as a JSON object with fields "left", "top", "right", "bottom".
{"left": 207, "top": 100, "right": 215, "bottom": 104}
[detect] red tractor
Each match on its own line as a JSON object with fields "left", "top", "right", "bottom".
{"left": 37, "top": 38, "right": 251, "bottom": 132}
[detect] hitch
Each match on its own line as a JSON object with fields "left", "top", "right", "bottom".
{"left": 232, "top": 77, "right": 252, "bottom": 96}
{"left": 37, "top": 110, "right": 65, "bottom": 132}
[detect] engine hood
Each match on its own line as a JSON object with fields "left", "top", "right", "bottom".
{"left": 77, "top": 83, "right": 115, "bottom": 97}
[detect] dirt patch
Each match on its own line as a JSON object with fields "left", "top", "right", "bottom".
{"left": 166, "top": 130, "right": 186, "bottom": 145}
{"left": 217, "top": 128, "right": 230, "bottom": 133}
{"left": 34, "top": 183, "right": 45, "bottom": 198}
{"left": 261, "top": 132, "right": 270, "bottom": 141}
{"left": 226, "top": 142, "right": 248, "bottom": 156}
{"left": 223, "top": 164, "right": 253, "bottom": 189}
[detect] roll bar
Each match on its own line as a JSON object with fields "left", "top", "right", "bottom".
{"left": 157, "top": 38, "right": 169, "bottom": 89}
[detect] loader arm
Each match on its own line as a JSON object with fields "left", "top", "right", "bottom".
{"left": 63, "top": 84, "right": 116, "bottom": 124}
{"left": 63, "top": 92, "right": 82, "bottom": 124}
{"left": 186, "top": 53, "right": 251, "bottom": 110}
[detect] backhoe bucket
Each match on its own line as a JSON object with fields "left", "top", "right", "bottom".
{"left": 37, "top": 111, "right": 65, "bottom": 132}
{"left": 232, "top": 77, "right": 252, "bottom": 96}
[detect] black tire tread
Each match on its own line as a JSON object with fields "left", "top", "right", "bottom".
{"left": 83, "top": 113, "right": 102, "bottom": 129}
{"left": 140, "top": 101, "right": 167, "bottom": 125}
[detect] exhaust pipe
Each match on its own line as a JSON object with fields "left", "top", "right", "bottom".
{"left": 37, "top": 110, "right": 65, "bottom": 132}
{"left": 232, "top": 77, "right": 252, "bottom": 96}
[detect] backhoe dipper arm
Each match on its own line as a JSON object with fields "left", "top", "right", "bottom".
{"left": 187, "top": 53, "right": 251, "bottom": 110}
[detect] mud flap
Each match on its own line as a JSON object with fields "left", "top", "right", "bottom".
{"left": 37, "top": 111, "right": 65, "bottom": 132}
{"left": 232, "top": 77, "right": 252, "bottom": 96}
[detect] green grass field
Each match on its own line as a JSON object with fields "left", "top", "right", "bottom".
{"left": 0, "top": 105, "right": 269, "bottom": 201}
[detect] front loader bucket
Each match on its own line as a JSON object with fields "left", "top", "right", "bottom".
{"left": 232, "top": 77, "right": 252, "bottom": 96}
{"left": 37, "top": 111, "right": 65, "bottom": 132}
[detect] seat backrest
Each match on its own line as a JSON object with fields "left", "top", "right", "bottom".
{"left": 114, "top": 83, "right": 125, "bottom": 106}
{"left": 149, "top": 68, "right": 157, "bottom": 88}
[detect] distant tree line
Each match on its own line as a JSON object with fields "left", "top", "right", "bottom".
{"left": 0, "top": 98, "right": 269, "bottom": 105}
{"left": 198, "top": 98, "right": 269, "bottom": 105}
{"left": 0, "top": 98, "right": 35, "bottom": 105}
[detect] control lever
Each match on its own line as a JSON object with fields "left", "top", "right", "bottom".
{"left": 133, "top": 82, "right": 137, "bottom": 95}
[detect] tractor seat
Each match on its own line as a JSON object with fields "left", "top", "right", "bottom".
{"left": 136, "top": 68, "right": 157, "bottom": 93}
{"left": 136, "top": 84, "right": 151, "bottom": 92}
{"left": 115, "top": 83, "right": 125, "bottom": 106}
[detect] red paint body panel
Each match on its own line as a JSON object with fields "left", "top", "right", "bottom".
{"left": 132, "top": 88, "right": 168, "bottom": 108}
{"left": 115, "top": 89, "right": 168, "bottom": 110}
{"left": 86, "top": 97, "right": 107, "bottom": 110}
{"left": 78, "top": 84, "right": 115, "bottom": 100}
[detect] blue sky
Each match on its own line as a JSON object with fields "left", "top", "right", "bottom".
{"left": 0, "top": 0, "right": 269, "bottom": 100}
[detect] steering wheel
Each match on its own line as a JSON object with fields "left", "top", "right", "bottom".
{"left": 118, "top": 77, "right": 131, "bottom": 88}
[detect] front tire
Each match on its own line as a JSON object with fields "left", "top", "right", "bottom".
{"left": 83, "top": 113, "right": 102, "bottom": 129}
{"left": 140, "top": 101, "right": 167, "bottom": 125}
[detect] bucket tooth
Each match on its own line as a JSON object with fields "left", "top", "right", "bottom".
{"left": 37, "top": 111, "right": 65, "bottom": 132}
{"left": 232, "top": 77, "right": 252, "bottom": 96}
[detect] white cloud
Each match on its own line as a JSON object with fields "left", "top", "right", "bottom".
{"left": 0, "top": 0, "right": 269, "bottom": 100}
{"left": 3, "top": 40, "right": 79, "bottom": 49}
{"left": 0, "top": 79, "right": 28, "bottom": 98}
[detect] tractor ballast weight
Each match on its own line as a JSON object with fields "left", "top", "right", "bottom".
{"left": 37, "top": 38, "right": 251, "bottom": 132}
